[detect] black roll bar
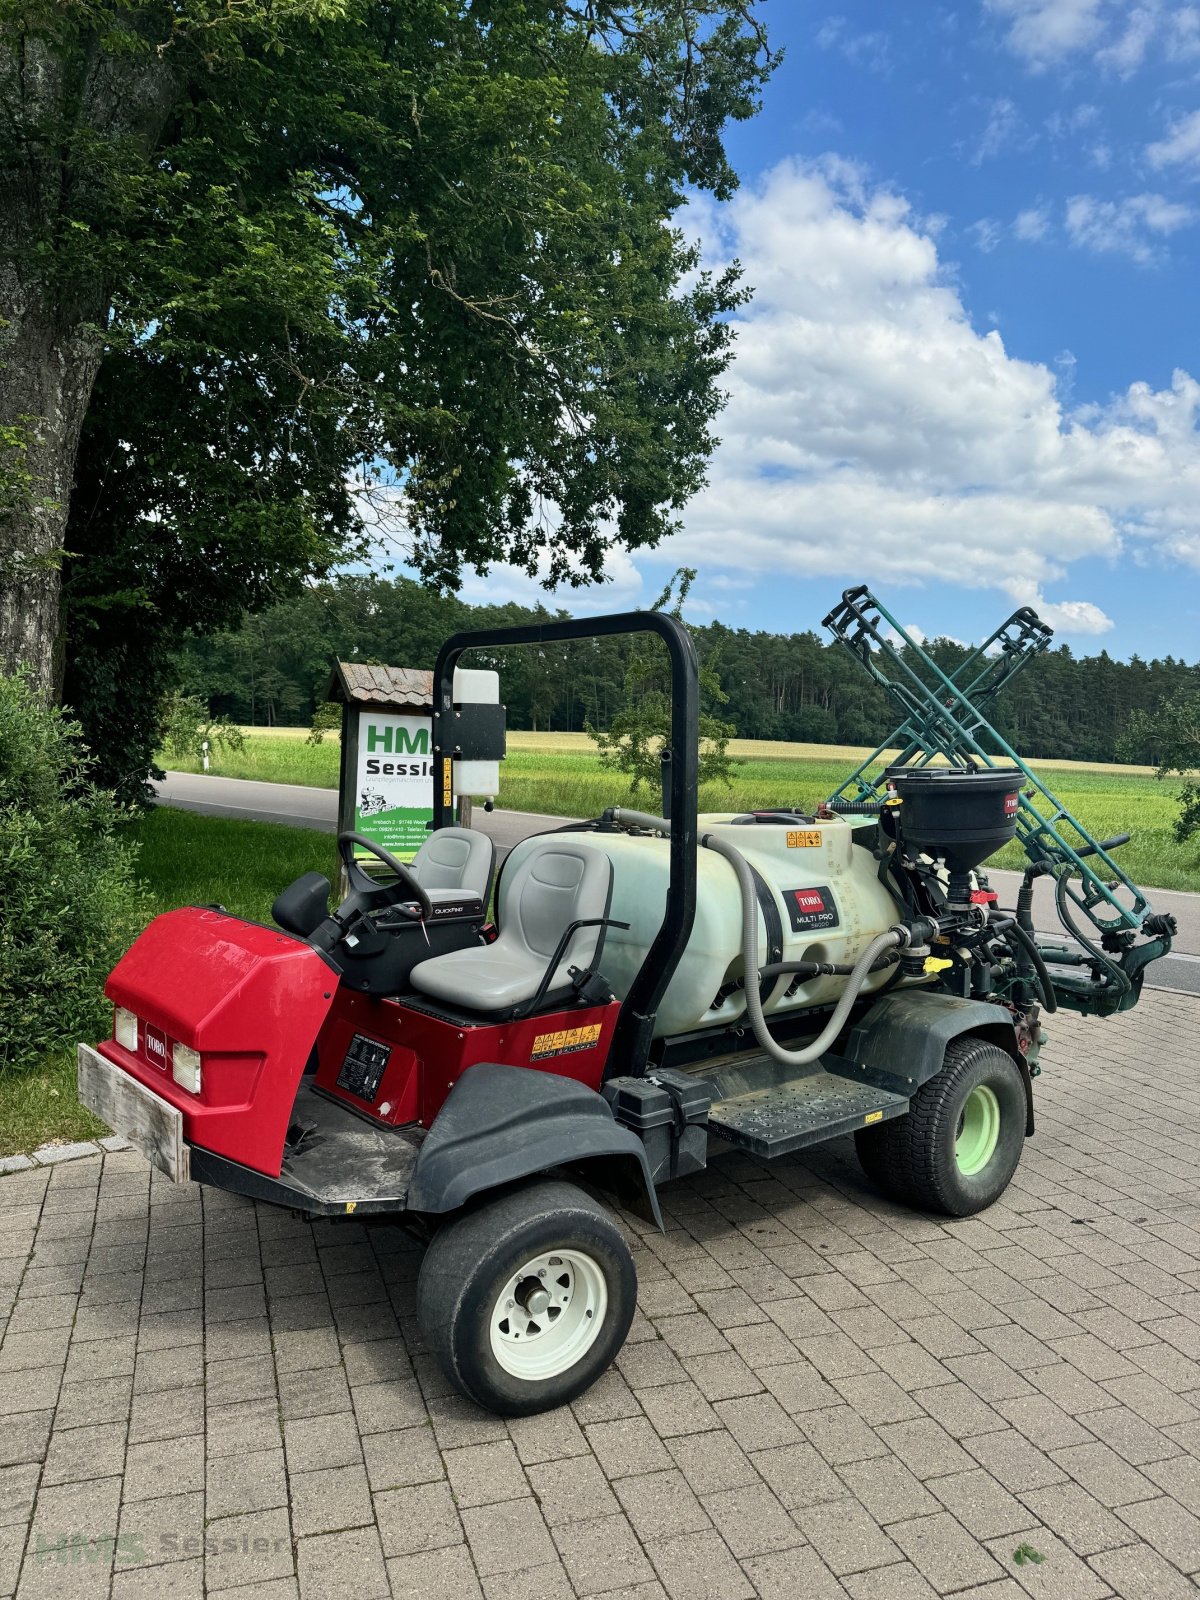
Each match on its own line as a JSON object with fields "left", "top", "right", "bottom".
{"left": 430, "top": 611, "right": 700, "bottom": 1075}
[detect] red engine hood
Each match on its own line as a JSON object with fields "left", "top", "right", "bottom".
{"left": 101, "top": 907, "right": 337, "bottom": 1176}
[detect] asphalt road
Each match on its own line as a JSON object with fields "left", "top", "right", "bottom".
{"left": 154, "top": 770, "right": 1200, "bottom": 993}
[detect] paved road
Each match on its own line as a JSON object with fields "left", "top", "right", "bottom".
{"left": 155, "top": 772, "right": 1200, "bottom": 993}
{"left": 3, "top": 990, "right": 1199, "bottom": 1599}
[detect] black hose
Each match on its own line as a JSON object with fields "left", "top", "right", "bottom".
{"left": 1054, "top": 873, "right": 1132, "bottom": 1000}
{"left": 758, "top": 955, "right": 900, "bottom": 981}
{"left": 1006, "top": 922, "right": 1058, "bottom": 1013}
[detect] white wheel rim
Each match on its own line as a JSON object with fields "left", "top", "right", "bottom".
{"left": 489, "top": 1248, "right": 608, "bottom": 1381}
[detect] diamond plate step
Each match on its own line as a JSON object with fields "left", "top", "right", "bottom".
{"left": 707, "top": 1068, "right": 910, "bottom": 1158}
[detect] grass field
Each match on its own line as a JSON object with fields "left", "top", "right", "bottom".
{"left": 168, "top": 727, "right": 1200, "bottom": 893}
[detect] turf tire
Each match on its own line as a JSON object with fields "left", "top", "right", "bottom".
{"left": 854, "top": 1036, "right": 1026, "bottom": 1217}
{"left": 417, "top": 1180, "right": 637, "bottom": 1416}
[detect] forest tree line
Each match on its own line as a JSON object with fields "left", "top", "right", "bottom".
{"left": 175, "top": 575, "right": 1200, "bottom": 765}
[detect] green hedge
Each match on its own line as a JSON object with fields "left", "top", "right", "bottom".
{"left": 0, "top": 675, "right": 146, "bottom": 1072}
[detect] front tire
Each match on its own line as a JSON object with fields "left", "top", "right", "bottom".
{"left": 417, "top": 1180, "right": 637, "bottom": 1416}
{"left": 855, "top": 1037, "right": 1027, "bottom": 1217}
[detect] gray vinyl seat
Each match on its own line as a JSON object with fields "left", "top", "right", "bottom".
{"left": 408, "top": 838, "right": 613, "bottom": 1014}
{"left": 409, "top": 826, "right": 495, "bottom": 906}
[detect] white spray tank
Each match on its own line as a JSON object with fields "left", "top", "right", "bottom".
{"left": 503, "top": 814, "right": 903, "bottom": 1038}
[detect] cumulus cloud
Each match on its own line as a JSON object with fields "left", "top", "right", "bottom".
{"left": 1064, "top": 191, "right": 1194, "bottom": 261}
{"left": 986, "top": 0, "right": 1110, "bottom": 67}
{"left": 658, "top": 160, "right": 1200, "bottom": 634}
{"left": 1147, "top": 108, "right": 1200, "bottom": 171}
{"left": 1014, "top": 204, "right": 1052, "bottom": 240}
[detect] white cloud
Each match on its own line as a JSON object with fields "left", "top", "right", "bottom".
{"left": 970, "top": 217, "right": 1004, "bottom": 251}
{"left": 972, "top": 98, "right": 1028, "bottom": 163}
{"left": 1095, "top": 2, "right": 1162, "bottom": 72}
{"left": 1014, "top": 204, "right": 1052, "bottom": 240}
{"left": 815, "top": 15, "right": 891, "bottom": 72}
{"left": 665, "top": 159, "right": 1200, "bottom": 634}
{"left": 1147, "top": 108, "right": 1200, "bottom": 170}
{"left": 1167, "top": 4, "right": 1200, "bottom": 56}
{"left": 986, "top": 0, "right": 1110, "bottom": 67}
{"left": 1064, "top": 192, "right": 1194, "bottom": 261}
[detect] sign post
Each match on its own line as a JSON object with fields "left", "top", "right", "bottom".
{"left": 327, "top": 663, "right": 504, "bottom": 875}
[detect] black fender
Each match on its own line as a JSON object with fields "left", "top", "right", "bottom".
{"left": 407, "top": 1062, "right": 663, "bottom": 1227}
{"left": 840, "top": 991, "right": 1035, "bottom": 1136}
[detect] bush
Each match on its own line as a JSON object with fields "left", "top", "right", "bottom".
{"left": 160, "top": 692, "right": 246, "bottom": 764}
{"left": 0, "top": 674, "right": 147, "bottom": 1073}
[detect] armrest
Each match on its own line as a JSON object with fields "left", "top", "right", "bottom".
{"left": 512, "top": 917, "right": 631, "bottom": 1020}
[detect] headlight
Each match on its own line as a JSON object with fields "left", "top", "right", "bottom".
{"left": 172, "top": 1042, "right": 202, "bottom": 1095}
{"left": 114, "top": 1007, "right": 138, "bottom": 1052}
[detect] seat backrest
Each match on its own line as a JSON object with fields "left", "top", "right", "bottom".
{"left": 496, "top": 839, "right": 613, "bottom": 975}
{"left": 410, "top": 827, "right": 495, "bottom": 902}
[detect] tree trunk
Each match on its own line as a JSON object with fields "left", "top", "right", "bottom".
{"left": 0, "top": 267, "right": 104, "bottom": 696}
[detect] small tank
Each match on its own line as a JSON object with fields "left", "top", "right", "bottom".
{"left": 886, "top": 766, "right": 1021, "bottom": 882}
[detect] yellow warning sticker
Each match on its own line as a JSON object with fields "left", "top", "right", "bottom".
{"left": 786, "top": 830, "right": 823, "bottom": 848}
{"left": 441, "top": 758, "right": 453, "bottom": 807}
{"left": 864, "top": 1110, "right": 884, "bottom": 1125}
{"left": 531, "top": 1023, "right": 603, "bottom": 1060}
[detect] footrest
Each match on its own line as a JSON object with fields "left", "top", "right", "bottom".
{"left": 708, "top": 1068, "right": 909, "bottom": 1158}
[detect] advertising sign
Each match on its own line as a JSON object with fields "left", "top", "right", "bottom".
{"left": 354, "top": 712, "right": 434, "bottom": 857}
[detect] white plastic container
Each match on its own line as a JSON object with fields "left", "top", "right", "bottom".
{"left": 504, "top": 816, "right": 902, "bottom": 1038}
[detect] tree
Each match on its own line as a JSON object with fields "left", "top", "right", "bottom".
{"left": 587, "top": 567, "right": 736, "bottom": 795}
{"left": 1120, "top": 689, "right": 1200, "bottom": 843}
{"left": 1, "top": 0, "right": 777, "bottom": 793}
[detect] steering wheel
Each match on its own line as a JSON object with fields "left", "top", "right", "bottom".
{"left": 336, "top": 832, "right": 434, "bottom": 921}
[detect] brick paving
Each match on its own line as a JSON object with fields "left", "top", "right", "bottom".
{"left": 2, "top": 990, "right": 1199, "bottom": 1599}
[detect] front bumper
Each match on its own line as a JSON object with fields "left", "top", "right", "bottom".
{"left": 78, "top": 1043, "right": 190, "bottom": 1183}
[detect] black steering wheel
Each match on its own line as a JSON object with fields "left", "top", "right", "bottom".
{"left": 336, "top": 832, "right": 434, "bottom": 921}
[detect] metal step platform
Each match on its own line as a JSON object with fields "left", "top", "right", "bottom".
{"left": 697, "top": 1052, "right": 910, "bottom": 1159}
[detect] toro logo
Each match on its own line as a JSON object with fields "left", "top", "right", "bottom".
{"left": 143, "top": 1026, "right": 169, "bottom": 1070}
{"left": 785, "top": 883, "right": 840, "bottom": 933}
{"left": 1004, "top": 791, "right": 1020, "bottom": 817}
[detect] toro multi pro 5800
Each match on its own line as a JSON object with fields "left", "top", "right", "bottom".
{"left": 79, "top": 592, "right": 1175, "bottom": 1415}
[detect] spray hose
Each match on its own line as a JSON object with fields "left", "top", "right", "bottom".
{"left": 608, "top": 808, "right": 910, "bottom": 1068}
{"left": 702, "top": 831, "right": 908, "bottom": 1068}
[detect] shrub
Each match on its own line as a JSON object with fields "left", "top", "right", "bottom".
{"left": 0, "top": 674, "right": 146, "bottom": 1072}
{"left": 307, "top": 701, "right": 342, "bottom": 745}
{"left": 160, "top": 692, "right": 246, "bottom": 764}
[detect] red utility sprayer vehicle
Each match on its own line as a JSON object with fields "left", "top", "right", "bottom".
{"left": 79, "top": 597, "right": 1175, "bottom": 1415}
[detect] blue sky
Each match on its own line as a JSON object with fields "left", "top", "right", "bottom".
{"left": 454, "top": 2, "right": 1200, "bottom": 660}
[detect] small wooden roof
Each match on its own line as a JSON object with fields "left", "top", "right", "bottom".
{"left": 327, "top": 661, "right": 433, "bottom": 709}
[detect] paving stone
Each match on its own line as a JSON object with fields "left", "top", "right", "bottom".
{"left": 283, "top": 1410, "right": 362, "bottom": 1474}
{"left": 837, "top": 1456, "right": 940, "bottom": 1524}
{"left": 983, "top": 1528, "right": 1112, "bottom": 1599}
{"left": 41, "top": 1422, "right": 127, "bottom": 1488}
{"left": 643, "top": 1527, "right": 753, "bottom": 1600}
{"left": 1090, "top": 1539, "right": 1200, "bottom": 1599}
{"left": 360, "top": 1425, "right": 445, "bottom": 1492}
{"left": 527, "top": 1455, "right": 621, "bottom": 1526}
{"left": 701, "top": 1483, "right": 799, "bottom": 1556}
{"left": 289, "top": 1463, "right": 374, "bottom": 1537}
{"left": 793, "top": 1496, "right": 902, "bottom": 1576}
{"left": 928, "top": 1469, "right": 1038, "bottom": 1541}
{"left": 374, "top": 1480, "right": 462, "bottom": 1557}
{"left": 296, "top": 1523, "right": 387, "bottom": 1599}
{"left": 1115, "top": 1492, "right": 1200, "bottom": 1570}
{"left": 740, "top": 1542, "right": 848, "bottom": 1600}
{"left": 207, "top": 1447, "right": 289, "bottom": 1520}
{"left": 110, "top": 1557, "right": 203, "bottom": 1598}
{"left": 123, "top": 1435, "right": 204, "bottom": 1503}
{"left": 585, "top": 1417, "right": 673, "bottom": 1478}
{"left": 462, "top": 1498, "right": 556, "bottom": 1578}
{"left": 506, "top": 1406, "right": 590, "bottom": 1466}
{"left": 387, "top": 1544, "right": 485, "bottom": 1600}
{"left": 444, "top": 1440, "right": 528, "bottom": 1508}
{"left": 116, "top": 1491, "right": 204, "bottom": 1569}
{"left": 1049, "top": 1440, "right": 1158, "bottom": 1506}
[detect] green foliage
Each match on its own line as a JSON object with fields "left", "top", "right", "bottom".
{"left": 0, "top": 673, "right": 146, "bottom": 1073}
{"left": 1119, "top": 688, "right": 1200, "bottom": 842}
{"left": 307, "top": 702, "right": 342, "bottom": 745}
{"left": 2, "top": 0, "right": 778, "bottom": 791}
{"left": 587, "top": 568, "right": 737, "bottom": 795}
{"left": 159, "top": 692, "right": 246, "bottom": 763}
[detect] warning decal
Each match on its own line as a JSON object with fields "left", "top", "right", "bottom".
{"left": 786, "top": 829, "right": 823, "bottom": 848}
{"left": 785, "top": 884, "right": 840, "bottom": 933}
{"left": 531, "top": 1023, "right": 603, "bottom": 1061}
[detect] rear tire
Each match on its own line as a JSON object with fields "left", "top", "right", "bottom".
{"left": 417, "top": 1180, "right": 637, "bottom": 1416}
{"left": 855, "top": 1036, "right": 1026, "bottom": 1217}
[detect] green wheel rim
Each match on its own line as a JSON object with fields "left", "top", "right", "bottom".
{"left": 955, "top": 1085, "right": 1001, "bottom": 1176}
